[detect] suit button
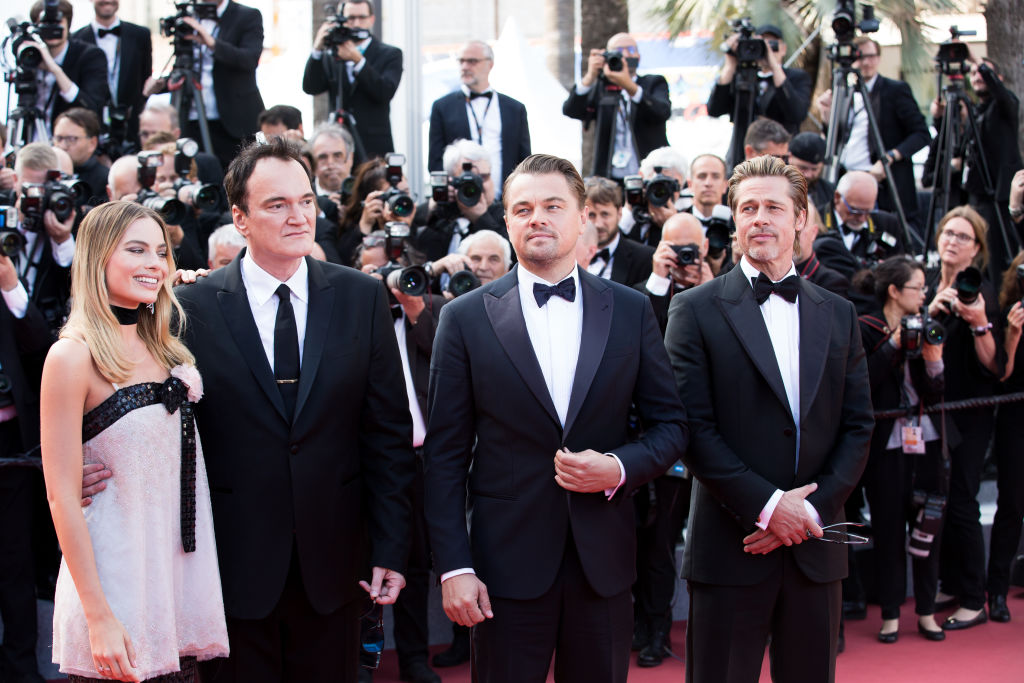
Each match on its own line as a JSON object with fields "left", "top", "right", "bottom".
{"left": 290, "top": 444, "right": 299, "bottom": 454}
{"left": 783, "top": 428, "right": 794, "bottom": 437}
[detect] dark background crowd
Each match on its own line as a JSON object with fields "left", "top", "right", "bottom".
{"left": 1, "top": 0, "right": 1023, "bottom": 681}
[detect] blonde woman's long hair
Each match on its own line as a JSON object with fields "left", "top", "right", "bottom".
{"left": 62, "top": 201, "right": 194, "bottom": 383}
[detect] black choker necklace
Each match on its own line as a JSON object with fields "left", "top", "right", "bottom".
{"left": 111, "top": 305, "right": 141, "bottom": 325}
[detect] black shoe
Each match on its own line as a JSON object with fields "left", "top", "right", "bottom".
{"left": 636, "top": 630, "right": 669, "bottom": 667}
{"left": 400, "top": 661, "right": 442, "bottom": 683}
{"left": 431, "top": 634, "right": 470, "bottom": 668}
{"left": 877, "top": 629, "right": 899, "bottom": 644}
{"left": 843, "top": 599, "right": 867, "bottom": 620}
{"left": 631, "top": 620, "right": 650, "bottom": 651}
{"left": 918, "top": 622, "right": 946, "bottom": 641}
{"left": 942, "top": 609, "right": 988, "bottom": 630}
{"left": 989, "top": 595, "right": 1011, "bottom": 623}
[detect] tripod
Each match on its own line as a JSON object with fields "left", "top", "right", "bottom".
{"left": 4, "top": 72, "right": 49, "bottom": 153}
{"left": 331, "top": 79, "right": 367, "bottom": 166}
{"left": 823, "top": 61, "right": 923, "bottom": 254}
{"left": 726, "top": 66, "right": 758, "bottom": 173}
{"left": 166, "top": 40, "right": 213, "bottom": 157}
{"left": 922, "top": 80, "right": 1020, "bottom": 262}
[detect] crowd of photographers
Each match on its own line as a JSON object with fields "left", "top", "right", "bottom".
{"left": 1, "top": 0, "right": 1024, "bottom": 680}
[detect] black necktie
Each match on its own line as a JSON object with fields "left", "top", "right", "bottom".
{"left": 274, "top": 284, "right": 300, "bottom": 419}
{"left": 468, "top": 90, "right": 493, "bottom": 100}
{"left": 533, "top": 278, "right": 576, "bottom": 307}
{"left": 97, "top": 25, "right": 121, "bottom": 38}
{"left": 752, "top": 272, "right": 800, "bottom": 305}
{"left": 595, "top": 248, "right": 611, "bottom": 263}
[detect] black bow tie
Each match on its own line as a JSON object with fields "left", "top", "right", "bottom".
{"left": 97, "top": 25, "right": 121, "bottom": 38}
{"left": 533, "top": 278, "right": 576, "bottom": 307}
{"left": 752, "top": 272, "right": 800, "bottom": 305}
{"left": 468, "top": 90, "right": 493, "bottom": 100}
{"left": 390, "top": 306, "right": 403, "bottom": 321}
{"left": 595, "top": 248, "right": 611, "bottom": 263}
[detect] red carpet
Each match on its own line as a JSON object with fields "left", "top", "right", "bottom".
{"left": 369, "top": 593, "right": 1024, "bottom": 682}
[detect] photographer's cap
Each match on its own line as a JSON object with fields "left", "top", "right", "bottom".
{"left": 756, "top": 24, "right": 783, "bottom": 39}
{"left": 789, "top": 133, "right": 826, "bottom": 164}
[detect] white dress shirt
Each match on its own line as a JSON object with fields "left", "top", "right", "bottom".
{"left": 575, "top": 76, "right": 643, "bottom": 178}
{"left": 586, "top": 231, "right": 620, "bottom": 280}
{"left": 240, "top": 253, "right": 308, "bottom": 370}
{"left": 189, "top": 0, "right": 230, "bottom": 122}
{"left": 34, "top": 42, "right": 77, "bottom": 136}
{"left": 839, "top": 74, "right": 878, "bottom": 172}
{"left": 394, "top": 311, "right": 427, "bottom": 448}
{"left": 91, "top": 18, "right": 122, "bottom": 103}
{"left": 459, "top": 85, "right": 503, "bottom": 186}
{"left": 6, "top": 228, "right": 76, "bottom": 319}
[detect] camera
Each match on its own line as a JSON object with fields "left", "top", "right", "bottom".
{"left": 901, "top": 306, "right": 945, "bottom": 357}
{"left": 375, "top": 221, "right": 428, "bottom": 297}
{"left": 622, "top": 168, "right": 680, "bottom": 216}
{"left": 863, "top": 229, "right": 899, "bottom": 264}
{"left": 20, "top": 170, "right": 83, "bottom": 231}
{"left": 935, "top": 26, "right": 976, "bottom": 77}
{"left": 953, "top": 266, "right": 982, "bottom": 305}
{"left": 98, "top": 105, "right": 137, "bottom": 159}
{"left": 827, "top": 1, "right": 879, "bottom": 66}
{"left": 160, "top": 2, "right": 218, "bottom": 39}
{"left": 728, "top": 18, "right": 766, "bottom": 69}
{"left": 623, "top": 174, "right": 649, "bottom": 223}
{"left": 170, "top": 138, "right": 219, "bottom": 209}
{"left": 671, "top": 243, "right": 700, "bottom": 267}
{"left": 601, "top": 49, "right": 624, "bottom": 72}
{"left": 446, "top": 269, "right": 481, "bottom": 298}
{"left": 705, "top": 205, "right": 734, "bottom": 259}
{"left": 135, "top": 151, "right": 187, "bottom": 225}
{"left": 381, "top": 153, "right": 414, "bottom": 219}
{"left": 323, "top": 3, "right": 371, "bottom": 58}
{"left": 908, "top": 490, "right": 947, "bottom": 559}
{"left": 0, "top": 205, "right": 23, "bottom": 257}
{"left": 451, "top": 163, "right": 484, "bottom": 208}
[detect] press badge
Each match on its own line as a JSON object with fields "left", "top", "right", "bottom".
{"left": 902, "top": 425, "right": 925, "bottom": 454}
{"left": 612, "top": 149, "right": 631, "bottom": 168}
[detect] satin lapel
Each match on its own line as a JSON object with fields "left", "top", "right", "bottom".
{"left": 563, "top": 270, "right": 612, "bottom": 438}
{"left": 797, "top": 280, "right": 832, "bottom": 423}
{"left": 453, "top": 95, "right": 473, "bottom": 141}
{"left": 294, "top": 257, "right": 333, "bottom": 421}
{"left": 215, "top": 257, "right": 288, "bottom": 422}
{"left": 483, "top": 268, "right": 560, "bottom": 428}
{"left": 718, "top": 266, "right": 790, "bottom": 414}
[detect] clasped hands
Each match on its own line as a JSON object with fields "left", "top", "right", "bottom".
{"left": 743, "top": 483, "right": 822, "bottom": 555}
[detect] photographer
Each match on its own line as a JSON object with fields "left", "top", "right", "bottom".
{"left": 309, "top": 123, "right": 355, "bottom": 221}
{"left": 583, "top": 176, "right": 653, "bottom": 285}
{"left": 789, "top": 132, "right": 834, "bottom": 217}
{"left": 257, "top": 104, "right": 305, "bottom": 143}
{"left": 707, "top": 23, "right": 812, "bottom": 168}
{"left": 427, "top": 229, "right": 511, "bottom": 295}
{"left": 51, "top": 107, "right": 108, "bottom": 203}
{"left": 23, "top": 0, "right": 109, "bottom": 136}
{"left": 562, "top": 33, "right": 670, "bottom": 179}
{"left": 413, "top": 139, "right": 505, "bottom": 262}
{"left": 924, "top": 206, "right": 1005, "bottom": 631}
{"left": 136, "top": 103, "right": 224, "bottom": 185}
{"left": 856, "top": 257, "right": 948, "bottom": 643}
{"left": 640, "top": 212, "right": 712, "bottom": 333}
{"left": 622, "top": 146, "right": 688, "bottom": 247}
{"left": 742, "top": 118, "right": 790, "bottom": 162}
{"left": 796, "top": 204, "right": 850, "bottom": 297}
{"left": 685, "top": 154, "right": 734, "bottom": 275}
{"left": 303, "top": 0, "right": 403, "bottom": 161}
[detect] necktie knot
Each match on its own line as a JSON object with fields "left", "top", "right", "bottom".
{"left": 276, "top": 283, "right": 291, "bottom": 302}
{"left": 533, "top": 278, "right": 576, "bottom": 307}
{"left": 752, "top": 272, "right": 799, "bottom": 305}
{"left": 97, "top": 25, "right": 121, "bottom": 38}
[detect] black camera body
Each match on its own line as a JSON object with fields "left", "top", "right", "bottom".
{"left": 705, "top": 205, "right": 735, "bottom": 259}
{"left": 901, "top": 306, "right": 945, "bottom": 357}
{"left": 381, "top": 153, "right": 414, "bottom": 218}
{"left": 935, "top": 26, "right": 975, "bottom": 77}
{"left": 20, "top": 170, "right": 83, "bottom": 231}
{"left": 730, "top": 18, "right": 766, "bottom": 69}
{"left": 0, "top": 205, "right": 23, "bottom": 257}
{"left": 447, "top": 269, "right": 481, "bottom": 298}
{"left": 602, "top": 49, "right": 624, "bottom": 72}
{"left": 953, "top": 266, "right": 982, "bottom": 305}
{"left": 671, "top": 243, "right": 700, "bottom": 267}
{"left": 828, "top": 0, "right": 880, "bottom": 67}
{"left": 323, "top": 3, "right": 371, "bottom": 57}
{"left": 159, "top": 2, "right": 218, "bottom": 70}
{"left": 623, "top": 167, "right": 681, "bottom": 218}
{"left": 135, "top": 151, "right": 187, "bottom": 225}
{"left": 375, "top": 221, "right": 428, "bottom": 297}
{"left": 34, "top": 0, "right": 65, "bottom": 41}
{"left": 451, "top": 162, "right": 484, "bottom": 208}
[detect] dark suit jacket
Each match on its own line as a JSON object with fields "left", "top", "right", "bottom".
{"left": 71, "top": 20, "right": 152, "bottom": 142}
{"left": 176, "top": 252, "right": 414, "bottom": 619}
{"left": 18, "top": 231, "right": 72, "bottom": 337}
{"left": 423, "top": 266, "right": 687, "bottom": 600}
{"left": 867, "top": 76, "right": 931, "bottom": 216}
{"left": 665, "top": 264, "right": 873, "bottom": 585}
{"left": 706, "top": 66, "right": 812, "bottom": 134}
{"left": 607, "top": 234, "right": 654, "bottom": 287}
{"left": 413, "top": 201, "right": 507, "bottom": 263}
{"left": 562, "top": 74, "right": 671, "bottom": 178}
{"left": 0, "top": 300, "right": 52, "bottom": 450}
{"left": 48, "top": 40, "right": 109, "bottom": 126}
{"left": 813, "top": 207, "right": 905, "bottom": 281}
{"left": 206, "top": 1, "right": 265, "bottom": 140}
{"left": 966, "top": 63, "right": 1022, "bottom": 202}
{"left": 427, "top": 91, "right": 531, "bottom": 186}
{"left": 303, "top": 39, "right": 403, "bottom": 160}
{"left": 796, "top": 252, "right": 850, "bottom": 298}
{"left": 402, "top": 295, "right": 445, "bottom": 418}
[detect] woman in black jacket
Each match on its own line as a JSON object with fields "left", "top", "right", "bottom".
{"left": 858, "top": 257, "right": 948, "bottom": 642}
{"left": 925, "top": 206, "right": 1006, "bottom": 631}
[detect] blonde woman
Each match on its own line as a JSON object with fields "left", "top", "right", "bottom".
{"left": 41, "top": 201, "right": 228, "bottom": 682}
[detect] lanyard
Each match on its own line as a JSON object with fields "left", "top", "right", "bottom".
{"left": 466, "top": 93, "right": 494, "bottom": 146}
{"left": 108, "top": 37, "right": 121, "bottom": 104}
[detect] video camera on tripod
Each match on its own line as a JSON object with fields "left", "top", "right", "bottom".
{"left": 160, "top": 1, "right": 219, "bottom": 64}
{"left": 3, "top": 0, "right": 67, "bottom": 148}
{"left": 322, "top": 3, "right": 370, "bottom": 58}
{"left": 721, "top": 18, "right": 770, "bottom": 71}
{"left": 827, "top": 0, "right": 879, "bottom": 66}
{"left": 934, "top": 26, "right": 975, "bottom": 78}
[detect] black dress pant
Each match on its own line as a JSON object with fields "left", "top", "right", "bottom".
{"left": 863, "top": 442, "right": 945, "bottom": 618}
{"left": 392, "top": 452, "right": 431, "bottom": 671}
{"left": 686, "top": 551, "right": 841, "bottom": 683}
{"left": 938, "top": 407, "right": 995, "bottom": 611}
{"left": 987, "top": 401, "right": 1024, "bottom": 597}
{"left": 473, "top": 534, "right": 632, "bottom": 683}
{"left": 633, "top": 474, "right": 690, "bottom": 634}
{"left": 199, "top": 545, "right": 360, "bottom": 683}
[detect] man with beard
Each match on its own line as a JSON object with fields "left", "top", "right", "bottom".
{"left": 584, "top": 177, "right": 653, "bottom": 286}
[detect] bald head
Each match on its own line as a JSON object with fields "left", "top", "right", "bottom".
{"left": 834, "top": 170, "right": 878, "bottom": 229}
{"left": 606, "top": 33, "right": 639, "bottom": 75}
{"left": 576, "top": 220, "right": 599, "bottom": 268}
{"left": 52, "top": 146, "right": 74, "bottom": 175}
{"left": 107, "top": 155, "right": 142, "bottom": 200}
{"left": 663, "top": 212, "right": 705, "bottom": 247}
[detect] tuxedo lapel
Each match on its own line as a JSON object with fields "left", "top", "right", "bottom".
{"left": 450, "top": 94, "right": 473, "bottom": 141}
{"left": 294, "top": 257, "right": 333, "bottom": 421}
{"left": 609, "top": 241, "right": 629, "bottom": 283}
{"left": 563, "top": 269, "right": 612, "bottom": 438}
{"left": 797, "top": 279, "right": 832, "bottom": 423}
{"left": 718, "top": 266, "right": 790, "bottom": 414}
{"left": 216, "top": 255, "right": 288, "bottom": 422}
{"left": 483, "top": 268, "right": 560, "bottom": 428}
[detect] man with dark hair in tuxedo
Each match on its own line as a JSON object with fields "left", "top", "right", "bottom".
{"left": 424, "top": 153, "right": 686, "bottom": 682}
{"left": 303, "top": 0, "right": 402, "bottom": 161}
{"left": 562, "top": 34, "right": 671, "bottom": 180}
{"left": 665, "top": 155, "right": 873, "bottom": 683}
{"left": 52, "top": 108, "right": 108, "bottom": 203}
{"left": 584, "top": 176, "right": 653, "bottom": 286}
{"left": 71, "top": 0, "right": 152, "bottom": 147}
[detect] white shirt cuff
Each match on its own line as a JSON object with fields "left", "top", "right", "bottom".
{"left": 575, "top": 82, "right": 594, "bottom": 96}
{"left": 60, "top": 82, "right": 80, "bottom": 103}
{"left": 645, "top": 272, "right": 671, "bottom": 297}
{"left": 52, "top": 234, "right": 75, "bottom": 267}
{"left": 755, "top": 489, "right": 784, "bottom": 529}
{"left": 925, "top": 359, "right": 944, "bottom": 377}
{"left": 352, "top": 57, "right": 366, "bottom": 74}
{"left": 440, "top": 567, "right": 475, "bottom": 583}
{"left": 1, "top": 282, "right": 29, "bottom": 319}
{"left": 630, "top": 85, "right": 644, "bottom": 103}
{"left": 310, "top": 48, "right": 324, "bottom": 59}
{"left": 603, "top": 453, "right": 627, "bottom": 499}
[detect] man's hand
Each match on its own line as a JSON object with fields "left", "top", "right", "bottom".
{"left": 553, "top": 448, "right": 621, "bottom": 493}
{"left": 868, "top": 160, "right": 886, "bottom": 183}
{"left": 648, "top": 202, "right": 677, "bottom": 229}
{"left": 392, "top": 287, "right": 424, "bottom": 324}
{"left": 430, "top": 253, "right": 472, "bottom": 278}
{"left": 581, "top": 49, "right": 606, "bottom": 88}
{"left": 816, "top": 89, "right": 833, "bottom": 121}
{"left": 742, "top": 528, "right": 784, "bottom": 555}
{"left": 165, "top": 223, "right": 185, "bottom": 248}
{"left": 651, "top": 241, "right": 677, "bottom": 278}
{"left": 458, "top": 195, "right": 488, "bottom": 222}
{"left": 441, "top": 574, "right": 493, "bottom": 627}
{"left": 360, "top": 567, "right": 405, "bottom": 605}
{"left": 0, "top": 253, "right": 19, "bottom": 292}
{"left": 359, "top": 190, "right": 385, "bottom": 232}
{"left": 335, "top": 40, "right": 362, "bottom": 64}
{"left": 313, "top": 21, "right": 336, "bottom": 51}
{"left": 180, "top": 17, "right": 215, "bottom": 49}
{"left": 603, "top": 61, "right": 635, "bottom": 92}
{"left": 81, "top": 463, "right": 112, "bottom": 507}
{"left": 765, "top": 483, "right": 822, "bottom": 548}
{"left": 0, "top": 168, "right": 16, "bottom": 191}
{"left": 43, "top": 209, "right": 74, "bottom": 245}
{"left": 143, "top": 75, "right": 168, "bottom": 97}
{"left": 1009, "top": 170, "right": 1024, "bottom": 222}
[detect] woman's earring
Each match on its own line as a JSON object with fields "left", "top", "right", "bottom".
{"left": 147, "top": 302, "right": 155, "bottom": 315}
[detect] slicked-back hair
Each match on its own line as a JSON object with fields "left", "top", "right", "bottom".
{"left": 503, "top": 154, "right": 585, "bottom": 211}
{"left": 584, "top": 176, "right": 623, "bottom": 208}
{"left": 224, "top": 137, "right": 312, "bottom": 215}
{"left": 728, "top": 155, "right": 808, "bottom": 218}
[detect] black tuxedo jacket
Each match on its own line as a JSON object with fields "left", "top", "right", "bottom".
{"left": 606, "top": 234, "right": 654, "bottom": 287}
{"left": 423, "top": 266, "right": 687, "bottom": 600}
{"left": 176, "top": 252, "right": 414, "bottom": 619}
{"left": 0, "top": 300, "right": 52, "bottom": 451}
{"left": 966, "top": 63, "right": 1022, "bottom": 201}
{"left": 665, "top": 264, "right": 873, "bottom": 585}
{"left": 205, "top": 1, "right": 265, "bottom": 139}
{"left": 427, "top": 91, "right": 531, "bottom": 186}
{"left": 19, "top": 232, "right": 72, "bottom": 337}
{"left": 48, "top": 40, "right": 109, "bottom": 125}
{"left": 706, "top": 66, "right": 812, "bottom": 135}
{"left": 796, "top": 252, "right": 850, "bottom": 298}
{"left": 413, "top": 201, "right": 507, "bottom": 263}
{"left": 71, "top": 20, "right": 152, "bottom": 142}
{"left": 303, "top": 40, "right": 403, "bottom": 160}
{"left": 562, "top": 74, "right": 671, "bottom": 178}
{"left": 866, "top": 76, "right": 930, "bottom": 215}
{"left": 813, "top": 208, "right": 905, "bottom": 281}
{"left": 403, "top": 295, "right": 445, "bottom": 419}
